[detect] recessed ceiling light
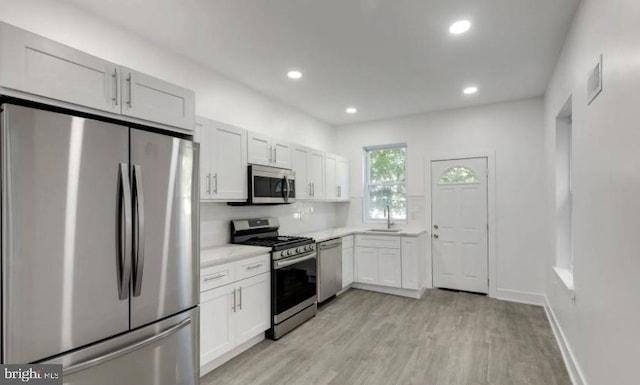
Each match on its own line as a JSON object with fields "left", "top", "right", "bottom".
{"left": 346, "top": 107, "right": 358, "bottom": 114}
{"left": 449, "top": 20, "right": 471, "bottom": 35}
{"left": 463, "top": 86, "right": 478, "bottom": 95}
{"left": 287, "top": 70, "right": 303, "bottom": 80}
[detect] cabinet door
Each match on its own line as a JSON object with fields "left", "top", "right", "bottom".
{"left": 378, "top": 248, "right": 402, "bottom": 288}
{"left": 292, "top": 147, "right": 310, "bottom": 199}
{"left": 247, "top": 131, "right": 272, "bottom": 166}
{"left": 121, "top": 67, "right": 195, "bottom": 130}
{"left": 0, "top": 23, "right": 119, "bottom": 113}
{"left": 212, "top": 122, "right": 247, "bottom": 200}
{"left": 308, "top": 150, "right": 325, "bottom": 200}
{"left": 273, "top": 141, "right": 292, "bottom": 169}
{"left": 401, "top": 237, "right": 420, "bottom": 290}
{"left": 195, "top": 118, "right": 212, "bottom": 200}
{"left": 325, "top": 154, "right": 338, "bottom": 200}
{"left": 337, "top": 157, "right": 350, "bottom": 201}
{"left": 342, "top": 247, "right": 354, "bottom": 288}
{"left": 355, "top": 247, "right": 378, "bottom": 284}
{"left": 235, "top": 273, "right": 270, "bottom": 346}
{"left": 200, "top": 285, "right": 236, "bottom": 366}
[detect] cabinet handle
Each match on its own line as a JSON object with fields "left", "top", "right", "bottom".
{"left": 232, "top": 289, "right": 236, "bottom": 312}
{"left": 203, "top": 273, "right": 225, "bottom": 282}
{"left": 246, "top": 263, "right": 263, "bottom": 270}
{"left": 112, "top": 69, "right": 118, "bottom": 106}
{"left": 206, "top": 173, "right": 212, "bottom": 194}
{"left": 268, "top": 146, "right": 272, "bottom": 162}
{"left": 213, "top": 173, "right": 218, "bottom": 195}
{"left": 238, "top": 287, "right": 242, "bottom": 310}
{"left": 312, "top": 182, "right": 315, "bottom": 196}
{"left": 126, "top": 73, "right": 133, "bottom": 108}
{"left": 273, "top": 147, "right": 277, "bottom": 164}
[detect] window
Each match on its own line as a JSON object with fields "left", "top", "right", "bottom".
{"left": 364, "top": 144, "right": 407, "bottom": 222}
{"left": 439, "top": 166, "right": 479, "bottom": 184}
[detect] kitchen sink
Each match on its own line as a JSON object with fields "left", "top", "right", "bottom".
{"left": 367, "top": 229, "right": 402, "bottom": 233}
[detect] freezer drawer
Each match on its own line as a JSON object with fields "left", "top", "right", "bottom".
{"left": 43, "top": 307, "right": 199, "bottom": 385}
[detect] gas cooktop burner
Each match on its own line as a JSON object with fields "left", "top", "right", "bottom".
{"left": 241, "top": 235, "right": 314, "bottom": 250}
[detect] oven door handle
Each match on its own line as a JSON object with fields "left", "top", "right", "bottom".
{"left": 274, "top": 253, "right": 317, "bottom": 269}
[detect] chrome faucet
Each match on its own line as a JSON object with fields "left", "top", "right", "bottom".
{"left": 384, "top": 205, "right": 394, "bottom": 229}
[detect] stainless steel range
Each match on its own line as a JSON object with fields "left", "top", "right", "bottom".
{"left": 231, "top": 218, "right": 317, "bottom": 340}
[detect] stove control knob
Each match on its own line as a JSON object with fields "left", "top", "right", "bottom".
{"left": 295, "top": 247, "right": 302, "bottom": 253}
{"left": 281, "top": 250, "right": 289, "bottom": 257}
{"left": 305, "top": 245, "right": 312, "bottom": 251}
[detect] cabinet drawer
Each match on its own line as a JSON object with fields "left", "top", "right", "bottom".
{"left": 342, "top": 235, "right": 354, "bottom": 249}
{"left": 356, "top": 235, "right": 400, "bottom": 249}
{"left": 236, "top": 254, "right": 270, "bottom": 281}
{"left": 201, "top": 262, "right": 236, "bottom": 292}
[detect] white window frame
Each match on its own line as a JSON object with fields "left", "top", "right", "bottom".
{"left": 363, "top": 143, "right": 407, "bottom": 224}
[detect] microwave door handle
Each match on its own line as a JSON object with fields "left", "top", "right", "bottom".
{"left": 283, "top": 175, "right": 289, "bottom": 202}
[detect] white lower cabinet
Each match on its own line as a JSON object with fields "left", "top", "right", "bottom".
{"left": 199, "top": 255, "right": 270, "bottom": 375}
{"left": 342, "top": 235, "right": 354, "bottom": 288}
{"left": 354, "top": 234, "right": 425, "bottom": 291}
{"left": 378, "top": 248, "right": 402, "bottom": 287}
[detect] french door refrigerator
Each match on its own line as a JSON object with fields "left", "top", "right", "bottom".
{"left": 1, "top": 103, "right": 199, "bottom": 384}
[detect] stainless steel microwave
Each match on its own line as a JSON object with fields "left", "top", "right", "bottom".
{"left": 248, "top": 164, "right": 295, "bottom": 204}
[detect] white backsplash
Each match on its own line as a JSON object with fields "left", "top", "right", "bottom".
{"left": 200, "top": 201, "right": 350, "bottom": 248}
{"left": 341, "top": 196, "right": 427, "bottom": 228}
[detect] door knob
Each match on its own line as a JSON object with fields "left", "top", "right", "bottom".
{"left": 433, "top": 234, "right": 439, "bottom": 239}
{"left": 433, "top": 225, "right": 439, "bottom": 230}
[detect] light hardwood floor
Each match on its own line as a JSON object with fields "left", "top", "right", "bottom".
{"left": 201, "top": 289, "right": 571, "bottom": 385}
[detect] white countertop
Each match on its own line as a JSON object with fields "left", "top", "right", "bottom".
{"left": 200, "top": 227, "right": 428, "bottom": 268}
{"left": 200, "top": 244, "right": 271, "bottom": 268}
{"left": 298, "top": 226, "right": 428, "bottom": 242}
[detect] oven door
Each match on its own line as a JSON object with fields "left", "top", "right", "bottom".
{"left": 250, "top": 165, "right": 295, "bottom": 204}
{"left": 272, "top": 251, "right": 316, "bottom": 323}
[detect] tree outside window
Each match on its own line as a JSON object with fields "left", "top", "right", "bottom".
{"left": 364, "top": 144, "right": 407, "bottom": 222}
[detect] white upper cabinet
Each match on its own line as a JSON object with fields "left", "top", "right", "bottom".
{"left": 325, "top": 154, "right": 338, "bottom": 200}
{"left": 325, "top": 153, "right": 350, "bottom": 201}
{"left": 196, "top": 117, "right": 247, "bottom": 202}
{"left": 247, "top": 131, "right": 292, "bottom": 169}
{"left": 0, "top": 22, "right": 195, "bottom": 131}
{"left": 0, "top": 22, "right": 119, "bottom": 114}
{"left": 292, "top": 147, "right": 310, "bottom": 200}
{"left": 120, "top": 67, "right": 195, "bottom": 130}
{"left": 337, "top": 156, "right": 350, "bottom": 200}
{"left": 308, "top": 150, "right": 325, "bottom": 200}
{"left": 194, "top": 120, "right": 212, "bottom": 200}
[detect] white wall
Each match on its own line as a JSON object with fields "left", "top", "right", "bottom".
{"left": 0, "top": 0, "right": 340, "bottom": 247}
{"left": 334, "top": 98, "right": 546, "bottom": 299}
{"left": 543, "top": 1, "right": 640, "bottom": 384}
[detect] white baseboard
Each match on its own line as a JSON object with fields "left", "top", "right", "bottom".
{"left": 352, "top": 283, "right": 424, "bottom": 299}
{"left": 544, "top": 297, "right": 588, "bottom": 385}
{"left": 495, "top": 288, "right": 545, "bottom": 306}
{"left": 200, "top": 334, "right": 265, "bottom": 377}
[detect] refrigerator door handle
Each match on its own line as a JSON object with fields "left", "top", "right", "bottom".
{"left": 132, "top": 164, "right": 145, "bottom": 297}
{"left": 117, "top": 163, "right": 132, "bottom": 300}
{"left": 62, "top": 317, "right": 192, "bottom": 376}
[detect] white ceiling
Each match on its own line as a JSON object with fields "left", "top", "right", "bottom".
{"left": 62, "top": 0, "right": 579, "bottom": 126}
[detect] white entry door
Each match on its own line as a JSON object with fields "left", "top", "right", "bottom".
{"left": 431, "top": 158, "right": 488, "bottom": 294}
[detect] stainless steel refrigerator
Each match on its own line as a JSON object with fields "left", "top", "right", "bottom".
{"left": 1, "top": 103, "right": 199, "bottom": 384}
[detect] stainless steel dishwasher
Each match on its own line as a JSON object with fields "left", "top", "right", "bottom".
{"left": 317, "top": 237, "right": 343, "bottom": 303}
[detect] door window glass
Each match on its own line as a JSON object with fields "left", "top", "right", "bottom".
{"left": 439, "top": 166, "right": 479, "bottom": 184}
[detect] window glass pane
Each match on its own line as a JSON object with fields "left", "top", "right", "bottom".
{"left": 368, "top": 147, "right": 406, "bottom": 183}
{"left": 367, "top": 184, "right": 406, "bottom": 220}
{"left": 439, "top": 166, "right": 479, "bottom": 184}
